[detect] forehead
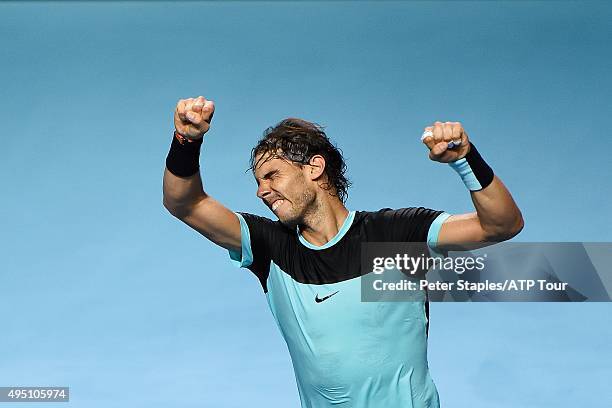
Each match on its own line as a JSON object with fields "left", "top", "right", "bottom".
{"left": 253, "top": 152, "right": 295, "bottom": 177}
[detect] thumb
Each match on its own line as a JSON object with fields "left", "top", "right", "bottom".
{"left": 429, "top": 141, "right": 449, "bottom": 160}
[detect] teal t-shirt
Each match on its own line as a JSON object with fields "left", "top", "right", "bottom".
{"left": 229, "top": 208, "right": 449, "bottom": 408}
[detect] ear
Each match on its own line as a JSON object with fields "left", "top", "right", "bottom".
{"left": 306, "top": 155, "right": 326, "bottom": 181}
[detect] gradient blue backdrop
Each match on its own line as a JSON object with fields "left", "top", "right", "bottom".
{"left": 1, "top": 1, "right": 611, "bottom": 407}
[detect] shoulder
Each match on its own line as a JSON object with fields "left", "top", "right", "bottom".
{"left": 353, "top": 207, "right": 445, "bottom": 242}
{"left": 355, "top": 207, "right": 443, "bottom": 224}
{"left": 237, "top": 212, "right": 281, "bottom": 228}
{"left": 236, "top": 212, "right": 295, "bottom": 241}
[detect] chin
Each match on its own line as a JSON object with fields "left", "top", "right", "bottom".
{"left": 276, "top": 211, "right": 301, "bottom": 229}
{"left": 278, "top": 217, "right": 299, "bottom": 229}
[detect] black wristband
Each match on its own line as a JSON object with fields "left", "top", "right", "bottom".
{"left": 465, "top": 143, "right": 494, "bottom": 189}
{"left": 448, "top": 142, "right": 494, "bottom": 191}
{"left": 165, "top": 133, "right": 203, "bottom": 177}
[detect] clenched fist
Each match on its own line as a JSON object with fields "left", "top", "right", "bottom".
{"left": 421, "top": 121, "right": 471, "bottom": 163}
{"left": 174, "top": 96, "right": 215, "bottom": 141}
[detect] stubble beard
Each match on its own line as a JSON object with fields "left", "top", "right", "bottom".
{"left": 278, "top": 188, "right": 318, "bottom": 229}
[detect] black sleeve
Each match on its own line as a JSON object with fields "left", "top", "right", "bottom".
{"left": 370, "top": 207, "right": 445, "bottom": 242}
{"left": 235, "top": 212, "right": 289, "bottom": 292}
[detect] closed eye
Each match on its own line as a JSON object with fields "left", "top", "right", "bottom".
{"left": 264, "top": 170, "right": 278, "bottom": 179}
{"left": 255, "top": 170, "right": 279, "bottom": 186}
{"left": 262, "top": 170, "right": 279, "bottom": 181}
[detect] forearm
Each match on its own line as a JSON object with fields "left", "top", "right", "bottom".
{"left": 448, "top": 142, "right": 524, "bottom": 241}
{"left": 163, "top": 168, "right": 207, "bottom": 216}
{"left": 469, "top": 175, "right": 524, "bottom": 240}
{"left": 162, "top": 132, "right": 206, "bottom": 216}
{"left": 423, "top": 122, "right": 524, "bottom": 247}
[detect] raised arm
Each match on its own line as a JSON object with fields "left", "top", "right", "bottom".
{"left": 421, "top": 121, "right": 524, "bottom": 250}
{"left": 163, "top": 96, "right": 241, "bottom": 252}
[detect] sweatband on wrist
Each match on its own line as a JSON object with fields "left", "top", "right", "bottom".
{"left": 165, "top": 132, "right": 203, "bottom": 177}
{"left": 448, "top": 142, "right": 494, "bottom": 191}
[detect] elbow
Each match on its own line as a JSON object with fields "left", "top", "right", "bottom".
{"left": 163, "top": 199, "right": 177, "bottom": 216}
{"left": 506, "top": 215, "right": 525, "bottom": 239}
{"left": 163, "top": 199, "right": 187, "bottom": 219}
{"left": 485, "top": 213, "right": 524, "bottom": 242}
{"left": 163, "top": 195, "right": 206, "bottom": 219}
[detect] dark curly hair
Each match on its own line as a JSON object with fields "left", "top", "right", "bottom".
{"left": 249, "top": 118, "right": 351, "bottom": 203}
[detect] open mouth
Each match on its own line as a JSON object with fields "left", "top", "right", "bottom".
{"left": 271, "top": 199, "right": 285, "bottom": 212}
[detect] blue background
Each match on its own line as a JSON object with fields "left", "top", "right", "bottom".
{"left": 1, "top": 1, "right": 611, "bottom": 407}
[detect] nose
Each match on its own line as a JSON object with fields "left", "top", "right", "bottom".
{"left": 256, "top": 182, "right": 271, "bottom": 200}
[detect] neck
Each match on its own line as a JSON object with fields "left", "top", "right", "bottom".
{"left": 299, "top": 197, "right": 349, "bottom": 247}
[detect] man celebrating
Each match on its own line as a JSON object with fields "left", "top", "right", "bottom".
{"left": 163, "top": 96, "right": 523, "bottom": 407}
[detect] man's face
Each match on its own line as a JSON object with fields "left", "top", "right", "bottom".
{"left": 254, "top": 152, "right": 316, "bottom": 227}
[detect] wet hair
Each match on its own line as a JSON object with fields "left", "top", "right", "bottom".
{"left": 249, "top": 118, "right": 351, "bottom": 203}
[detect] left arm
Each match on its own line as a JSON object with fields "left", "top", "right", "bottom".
{"left": 437, "top": 175, "right": 524, "bottom": 250}
{"left": 421, "top": 122, "right": 524, "bottom": 250}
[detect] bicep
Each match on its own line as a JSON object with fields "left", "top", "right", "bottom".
{"left": 177, "top": 196, "right": 242, "bottom": 252}
{"left": 436, "top": 212, "right": 491, "bottom": 250}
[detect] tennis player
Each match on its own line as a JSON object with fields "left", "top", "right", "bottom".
{"left": 163, "top": 96, "right": 523, "bottom": 407}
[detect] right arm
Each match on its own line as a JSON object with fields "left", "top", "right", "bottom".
{"left": 162, "top": 96, "right": 242, "bottom": 252}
